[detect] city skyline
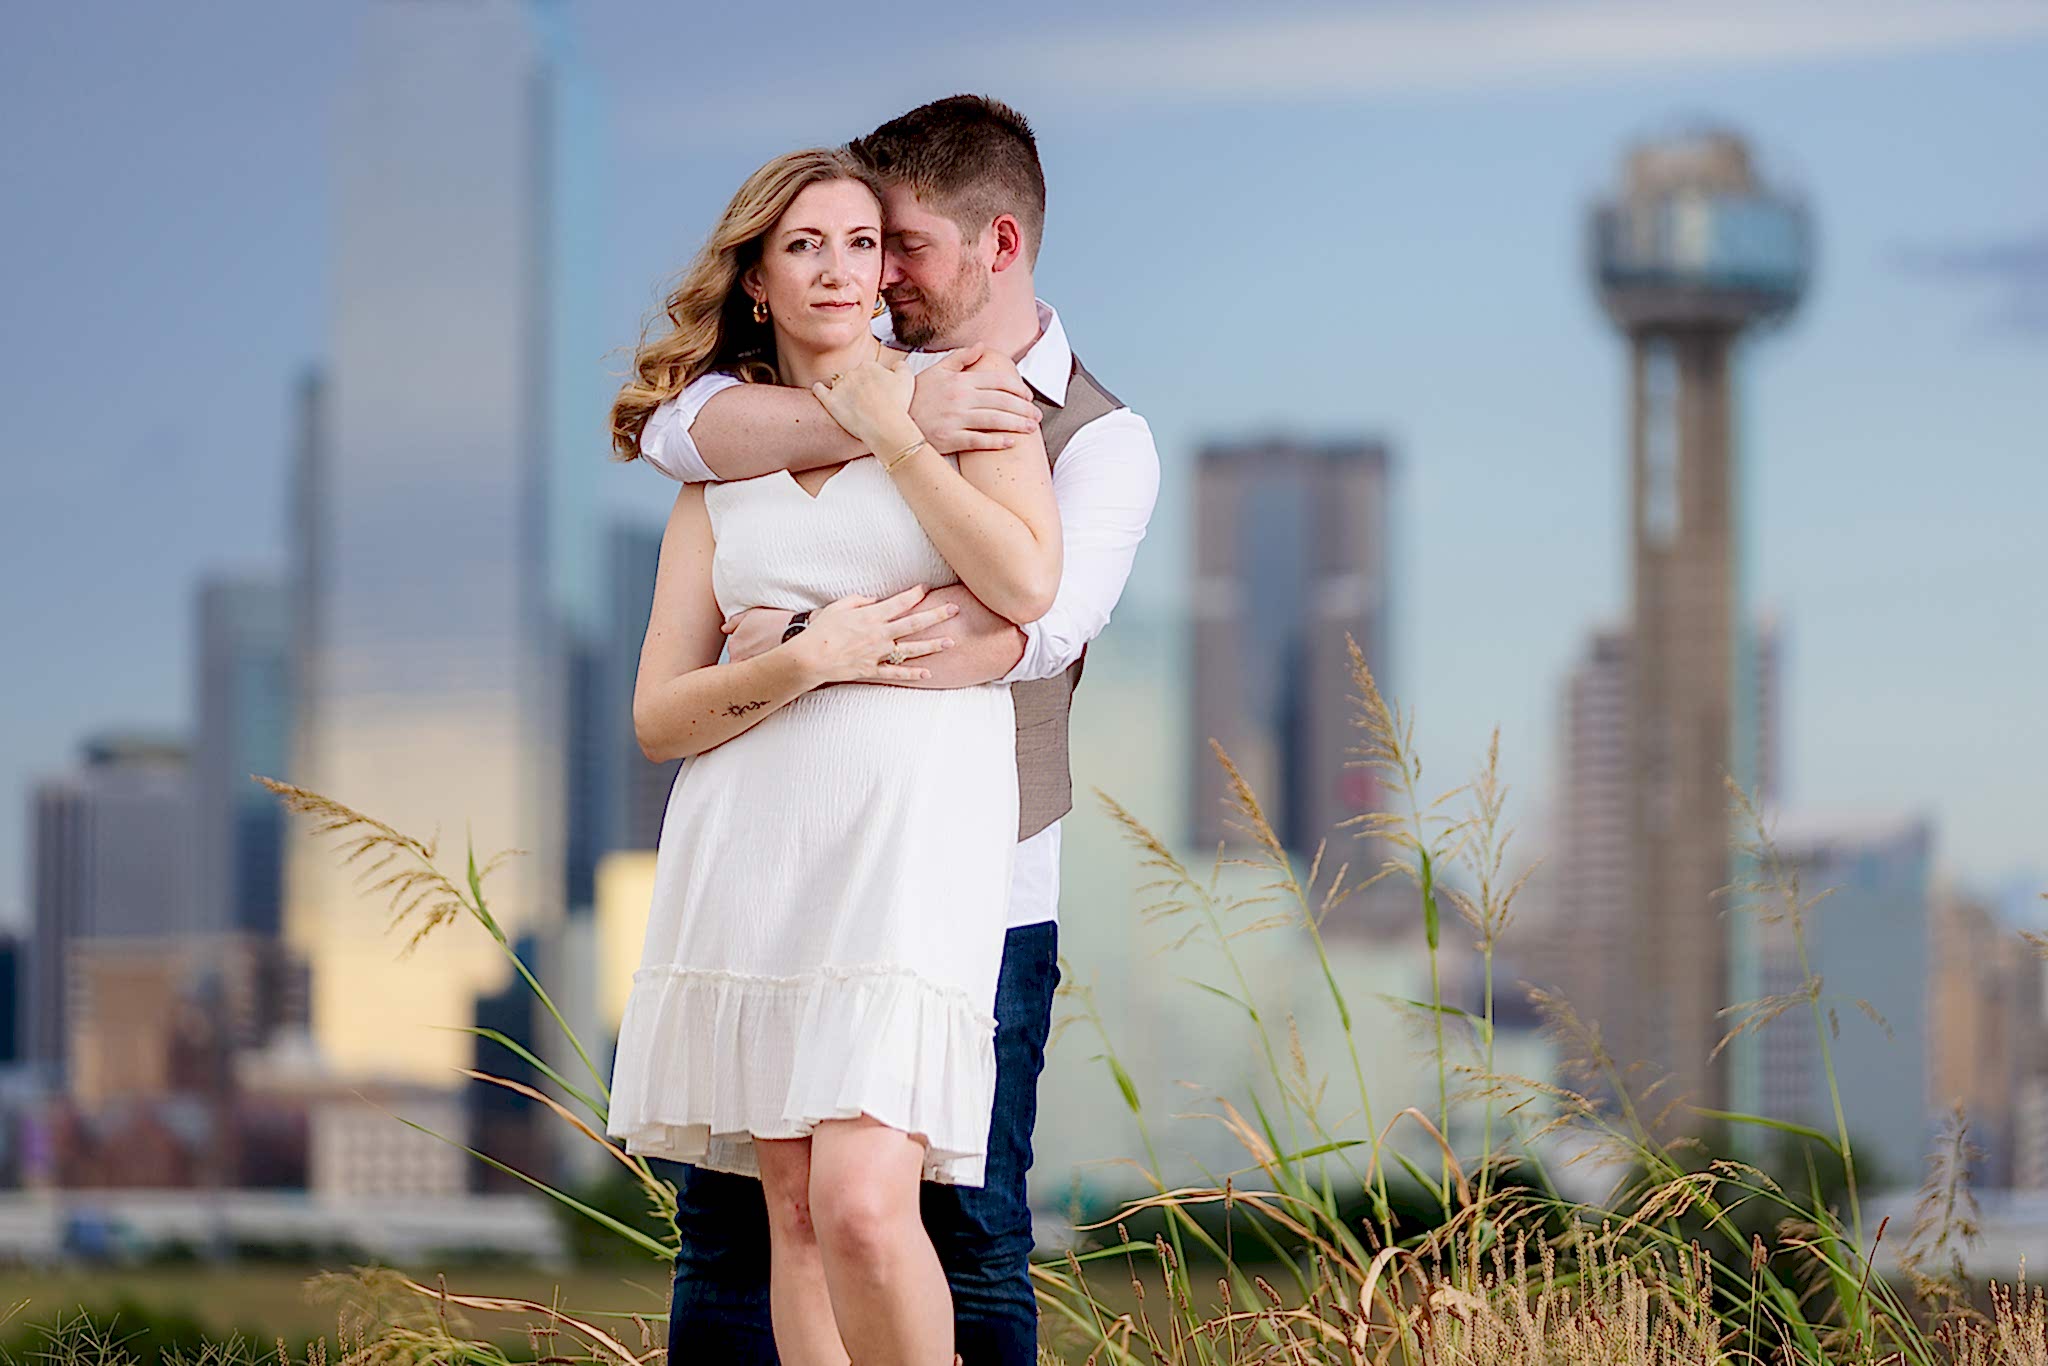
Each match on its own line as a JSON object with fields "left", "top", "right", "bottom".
{"left": 3, "top": 2, "right": 2047, "bottom": 1260}
{"left": 5, "top": 1, "right": 2046, "bottom": 939}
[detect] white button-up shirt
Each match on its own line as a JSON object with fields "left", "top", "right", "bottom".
{"left": 641, "top": 299, "right": 1161, "bottom": 928}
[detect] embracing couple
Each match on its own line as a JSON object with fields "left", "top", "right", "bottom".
{"left": 602, "top": 95, "right": 1161, "bottom": 1365}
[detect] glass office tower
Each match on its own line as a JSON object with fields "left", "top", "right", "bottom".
{"left": 290, "top": 0, "right": 604, "bottom": 1083}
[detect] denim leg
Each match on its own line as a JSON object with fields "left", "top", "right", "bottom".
{"left": 653, "top": 1156, "right": 780, "bottom": 1364}
{"left": 923, "top": 920, "right": 1060, "bottom": 1366}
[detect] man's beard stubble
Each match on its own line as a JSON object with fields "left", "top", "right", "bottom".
{"left": 887, "top": 255, "right": 991, "bottom": 350}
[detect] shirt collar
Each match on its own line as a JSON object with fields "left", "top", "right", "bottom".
{"left": 873, "top": 296, "right": 1073, "bottom": 407}
{"left": 1018, "top": 299, "right": 1072, "bottom": 406}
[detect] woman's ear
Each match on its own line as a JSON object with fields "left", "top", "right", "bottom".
{"left": 740, "top": 264, "right": 763, "bottom": 302}
{"left": 989, "top": 214, "right": 1026, "bottom": 273}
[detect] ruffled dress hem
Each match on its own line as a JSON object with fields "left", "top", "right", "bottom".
{"left": 605, "top": 961, "right": 998, "bottom": 1187}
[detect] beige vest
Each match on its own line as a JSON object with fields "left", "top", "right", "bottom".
{"left": 1012, "top": 355, "right": 1124, "bottom": 840}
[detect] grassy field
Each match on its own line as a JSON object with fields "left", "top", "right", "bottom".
{"left": 0, "top": 1256, "right": 1201, "bottom": 1358}
{"left": 0, "top": 1260, "right": 672, "bottom": 1350}
{"left": 216, "top": 659, "right": 2048, "bottom": 1364}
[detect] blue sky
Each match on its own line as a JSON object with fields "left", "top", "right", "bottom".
{"left": 3, "top": 0, "right": 2043, "bottom": 930}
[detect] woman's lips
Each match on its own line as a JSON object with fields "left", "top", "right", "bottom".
{"left": 812, "top": 301, "right": 860, "bottom": 311}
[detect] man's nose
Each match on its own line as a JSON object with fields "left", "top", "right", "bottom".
{"left": 880, "top": 249, "right": 907, "bottom": 289}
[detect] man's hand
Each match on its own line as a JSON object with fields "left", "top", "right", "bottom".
{"left": 722, "top": 607, "right": 798, "bottom": 664}
{"left": 908, "top": 345, "right": 1041, "bottom": 455}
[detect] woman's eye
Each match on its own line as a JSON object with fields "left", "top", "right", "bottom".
{"left": 786, "top": 239, "right": 814, "bottom": 252}
{"left": 854, "top": 235, "right": 878, "bottom": 249}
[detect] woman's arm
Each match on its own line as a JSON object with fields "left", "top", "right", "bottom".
{"left": 633, "top": 484, "right": 964, "bottom": 761}
{"left": 890, "top": 428, "right": 1061, "bottom": 625}
{"left": 632, "top": 484, "right": 822, "bottom": 762}
{"left": 816, "top": 357, "right": 1062, "bottom": 625}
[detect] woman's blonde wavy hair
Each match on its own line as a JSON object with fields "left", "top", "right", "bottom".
{"left": 608, "top": 147, "right": 882, "bottom": 464}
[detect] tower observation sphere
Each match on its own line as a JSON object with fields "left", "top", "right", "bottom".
{"left": 1594, "top": 129, "right": 1811, "bottom": 334}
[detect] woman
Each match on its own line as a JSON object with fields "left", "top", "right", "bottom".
{"left": 602, "top": 148, "right": 1060, "bottom": 1365}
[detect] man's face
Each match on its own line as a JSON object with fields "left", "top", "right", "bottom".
{"left": 879, "top": 182, "right": 991, "bottom": 350}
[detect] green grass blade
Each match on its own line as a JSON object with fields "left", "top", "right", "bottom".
{"left": 450, "top": 1024, "right": 606, "bottom": 1120}
{"left": 1269, "top": 1139, "right": 1372, "bottom": 1164}
{"left": 1179, "top": 977, "right": 1257, "bottom": 1021}
{"left": 380, "top": 1106, "right": 671, "bottom": 1261}
{"left": 1099, "top": 1053, "right": 1142, "bottom": 1114}
{"left": 1691, "top": 1106, "right": 1845, "bottom": 1159}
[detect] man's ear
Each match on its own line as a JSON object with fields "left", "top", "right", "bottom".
{"left": 989, "top": 214, "right": 1026, "bottom": 274}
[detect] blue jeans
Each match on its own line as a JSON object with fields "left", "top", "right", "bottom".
{"left": 651, "top": 920, "right": 1060, "bottom": 1366}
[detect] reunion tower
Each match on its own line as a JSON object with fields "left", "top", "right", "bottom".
{"left": 1590, "top": 129, "right": 1810, "bottom": 1121}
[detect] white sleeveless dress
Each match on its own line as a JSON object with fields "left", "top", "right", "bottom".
{"left": 605, "top": 453, "right": 1018, "bottom": 1186}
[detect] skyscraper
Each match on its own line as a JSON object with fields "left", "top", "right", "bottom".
{"left": 605, "top": 519, "right": 682, "bottom": 853}
{"left": 0, "top": 932, "right": 21, "bottom": 1066}
{"left": 287, "top": 366, "right": 325, "bottom": 822}
{"left": 1189, "top": 438, "right": 1393, "bottom": 906}
{"left": 1589, "top": 130, "right": 1809, "bottom": 1119}
{"left": 288, "top": 0, "right": 605, "bottom": 1084}
{"left": 1927, "top": 884, "right": 2047, "bottom": 1188}
{"left": 1750, "top": 812, "right": 1932, "bottom": 1183}
{"left": 29, "top": 734, "right": 197, "bottom": 1083}
{"left": 1547, "top": 614, "right": 1781, "bottom": 1082}
{"left": 194, "top": 576, "right": 291, "bottom": 938}
{"left": 1548, "top": 626, "right": 1634, "bottom": 1054}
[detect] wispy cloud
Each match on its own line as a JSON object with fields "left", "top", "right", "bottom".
{"left": 1899, "top": 229, "right": 2048, "bottom": 338}
{"left": 612, "top": 0, "right": 2048, "bottom": 154}
{"left": 951, "top": 0, "right": 2048, "bottom": 102}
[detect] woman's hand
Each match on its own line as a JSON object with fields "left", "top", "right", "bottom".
{"left": 786, "top": 585, "right": 960, "bottom": 684}
{"left": 812, "top": 349, "right": 915, "bottom": 450}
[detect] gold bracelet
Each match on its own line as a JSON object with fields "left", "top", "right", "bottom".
{"left": 883, "top": 436, "right": 928, "bottom": 472}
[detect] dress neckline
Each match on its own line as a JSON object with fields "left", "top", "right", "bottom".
{"left": 781, "top": 458, "right": 867, "bottom": 502}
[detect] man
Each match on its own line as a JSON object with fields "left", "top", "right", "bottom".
{"left": 640, "top": 94, "right": 1160, "bottom": 1365}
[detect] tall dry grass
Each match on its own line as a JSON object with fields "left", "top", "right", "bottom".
{"left": 18, "top": 639, "right": 2036, "bottom": 1366}
{"left": 1025, "top": 638, "right": 2046, "bottom": 1365}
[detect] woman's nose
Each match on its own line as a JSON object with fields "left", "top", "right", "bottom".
{"left": 817, "top": 247, "right": 851, "bottom": 285}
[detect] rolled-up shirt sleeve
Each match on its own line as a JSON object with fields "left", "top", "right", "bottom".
{"left": 640, "top": 371, "right": 743, "bottom": 483}
{"left": 1002, "top": 407, "right": 1161, "bottom": 684}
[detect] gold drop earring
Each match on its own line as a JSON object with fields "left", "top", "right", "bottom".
{"left": 871, "top": 297, "right": 887, "bottom": 319}
{"left": 752, "top": 296, "right": 769, "bottom": 324}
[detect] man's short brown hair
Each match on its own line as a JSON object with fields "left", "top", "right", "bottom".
{"left": 848, "top": 95, "right": 1046, "bottom": 264}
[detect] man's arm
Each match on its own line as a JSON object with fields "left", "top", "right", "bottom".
{"left": 885, "top": 585, "right": 1026, "bottom": 686}
{"left": 655, "top": 347, "right": 1044, "bottom": 482}
{"left": 689, "top": 383, "right": 867, "bottom": 480}
{"left": 719, "top": 405, "right": 1160, "bottom": 686}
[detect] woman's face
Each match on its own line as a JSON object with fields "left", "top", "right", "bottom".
{"left": 747, "top": 178, "right": 883, "bottom": 351}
